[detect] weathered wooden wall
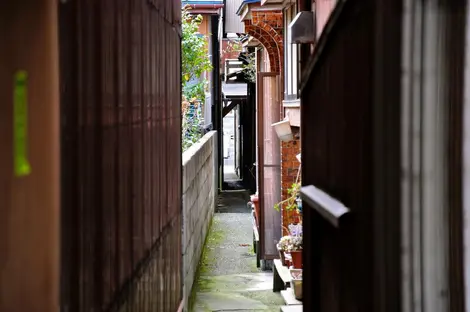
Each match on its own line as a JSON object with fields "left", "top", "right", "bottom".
{"left": 59, "top": 0, "right": 183, "bottom": 311}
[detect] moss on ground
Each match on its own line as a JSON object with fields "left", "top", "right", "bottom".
{"left": 198, "top": 217, "right": 225, "bottom": 275}
{"left": 188, "top": 199, "right": 282, "bottom": 311}
{"left": 188, "top": 216, "right": 227, "bottom": 310}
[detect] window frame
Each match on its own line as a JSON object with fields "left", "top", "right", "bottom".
{"left": 284, "top": 4, "right": 299, "bottom": 100}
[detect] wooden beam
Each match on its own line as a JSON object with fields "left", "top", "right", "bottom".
{"left": 222, "top": 99, "right": 243, "bottom": 117}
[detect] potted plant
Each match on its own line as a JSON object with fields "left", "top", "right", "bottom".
{"left": 277, "top": 224, "right": 303, "bottom": 268}
{"left": 290, "top": 269, "right": 303, "bottom": 300}
{"left": 288, "top": 236, "right": 303, "bottom": 269}
{"left": 277, "top": 235, "right": 291, "bottom": 266}
{"left": 287, "top": 224, "right": 303, "bottom": 269}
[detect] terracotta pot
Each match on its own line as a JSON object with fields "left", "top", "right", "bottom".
{"left": 277, "top": 246, "right": 288, "bottom": 266}
{"left": 251, "top": 194, "right": 260, "bottom": 226}
{"left": 285, "top": 253, "right": 292, "bottom": 267}
{"left": 290, "top": 269, "right": 303, "bottom": 300}
{"left": 278, "top": 250, "right": 287, "bottom": 266}
{"left": 290, "top": 250, "right": 302, "bottom": 269}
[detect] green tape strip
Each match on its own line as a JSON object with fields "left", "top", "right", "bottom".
{"left": 13, "top": 70, "right": 31, "bottom": 177}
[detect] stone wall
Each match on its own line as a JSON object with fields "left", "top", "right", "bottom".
{"left": 182, "top": 131, "right": 217, "bottom": 310}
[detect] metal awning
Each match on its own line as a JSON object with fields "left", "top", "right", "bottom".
{"left": 222, "top": 82, "right": 248, "bottom": 98}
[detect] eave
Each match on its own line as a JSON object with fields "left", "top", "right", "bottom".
{"left": 261, "top": 0, "right": 295, "bottom": 8}
{"left": 236, "top": 0, "right": 283, "bottom": 22}
{"left": 182, "top": 1, "right": 224, "bottom": 13}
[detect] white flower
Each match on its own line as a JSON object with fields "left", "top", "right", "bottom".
{"left": 277, "top": 235, "right": 292, "bottom": 251}
{"left": 288, "top": 224, "right": 302, "bottom": 237}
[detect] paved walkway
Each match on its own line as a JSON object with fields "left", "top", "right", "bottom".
{"left": 191, "top": 191, "right": 283, "bottom": 312}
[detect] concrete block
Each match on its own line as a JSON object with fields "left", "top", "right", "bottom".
{"left": 181, "top": 131, "right": 217, "bottom": 311}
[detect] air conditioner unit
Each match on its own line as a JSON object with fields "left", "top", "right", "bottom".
{"left": 288, "top": 11, "right": 316, "bottom": 44}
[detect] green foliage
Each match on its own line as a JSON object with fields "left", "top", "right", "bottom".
{"left": 223, "top": 39, "right": 242, "bottom": 55}
{"left": 182, "top": 97, "right": 204, "bottom": 152}
{"left": 274, "top": 183, "right": 301, "bottom": 212}
{"left": 242, "top": 52, "right": 256, "bottom": 83}
{"left": 183, "top": 81, "right": 206, "bottom": 103}
{"left": 181, "top": 7, "right": 212, "bottom": 152}
{"left": 181, "top": 7, "right": 212, "bottom": 92}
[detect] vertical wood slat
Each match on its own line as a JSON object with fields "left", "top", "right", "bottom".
{"left": 59, "top": 0, "right": 182, "bottom": 311}
{"left": 300, "top": 1, "right": 380, "bottom": 311}
{"left": 445, "top": 3, "right": 466, "bottom": 311}
{"left": 301, "top": 1, "right": 467, "bottom": 312}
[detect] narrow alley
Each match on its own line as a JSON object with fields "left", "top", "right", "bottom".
{"left": 191, "top": 191, "right": 284, "bottom": 312}
{"left": 3, "top": 1, "right": 470, "bottom": 312}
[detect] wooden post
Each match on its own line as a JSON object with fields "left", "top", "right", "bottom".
{"left": 0, "top": 0, "right": 60, "bottom": 311}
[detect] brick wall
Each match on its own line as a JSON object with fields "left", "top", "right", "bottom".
{"left": 281, "top": 129, "right": 301, "bottom": 235}
{"left": 244, "top": 8, "right": 300, "bottom": 233}
{"left": 244, "top": 10, "right": 283, "bottom": 73}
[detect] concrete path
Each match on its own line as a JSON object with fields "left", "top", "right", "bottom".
{"left": 191, "top": 191, "right": 283, "bottom": 312}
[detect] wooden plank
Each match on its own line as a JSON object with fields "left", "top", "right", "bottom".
{"left": 280, "top": 305, "right": 303, "bottom": 312}
{"left": 300, "top": 184, "right": 350, "bottom": 228}
{"left": 273, "top": 259, "right": 290, "bottom": 292}
{"left": 274, "top": 259, "right": 291, "bottom": 283}
{"left": 222, "top": 99, "right": 240, "bottom": 117}
{"left": 281, "top": 288, "right": 302, "bottom": 305}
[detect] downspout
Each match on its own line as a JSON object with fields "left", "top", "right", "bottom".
{"left": 186, "top": 4, "right": 224, "bottom": 9}
{"left": 210, "top": 14, "right": 222, "bottom": 192}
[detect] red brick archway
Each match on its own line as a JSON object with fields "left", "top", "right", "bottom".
{"left": 243, "top": 9, "right": 300, "bottom": 235}
{"left": 244, "top": 10, "right": 283, "bottom": 72}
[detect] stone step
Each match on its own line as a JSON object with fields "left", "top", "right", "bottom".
{"left": 281, "top": 288, "right": 302, "bottom": 305}
{"left": 281, "top": 305, "right": 303, "bottom": 312}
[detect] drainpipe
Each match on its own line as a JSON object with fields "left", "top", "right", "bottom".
{"left": 186, "top": 3, "right": 224, "bottom": 9}
{"left": 189, "top": 10, "right": 221, "bottom": 14}
{"left": 185, "top": 4, "right": 224, "bottom": 15}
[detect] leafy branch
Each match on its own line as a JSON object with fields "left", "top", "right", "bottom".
{"left": 274, "top": 164, "right": 302, "bottom": 212}
{"left": 181, "top": 6, "right": 212, "bottom": 152}
{"left": 241, "top": 52, "right": 256, "bottom": 83}
{"left": 182, "top": 6, "right": 212, "bottom": 94}
{"left": 274, "top": 182, "right": 301, "bottom": 212}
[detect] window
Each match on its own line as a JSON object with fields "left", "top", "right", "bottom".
{"left": 284, "top": 4, "right": 299, "bottom": 100}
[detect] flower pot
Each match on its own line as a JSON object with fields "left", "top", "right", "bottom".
{"left": 277, "top": 245, "right": 289, "bottom": 266}
{"left": 251, "top": 194, "right": 260, "bottom": 226}
{"left": 278, "top": 249, "right": 287, "bottom": 266}
{"left": 285, "top": 253, "right": 292, "bottom": 267}
{"left": 290, "top": 269, "right": 303, "bottom": 300}
{"left": 290, "top": 250, "right": 302, "bottom": 269}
